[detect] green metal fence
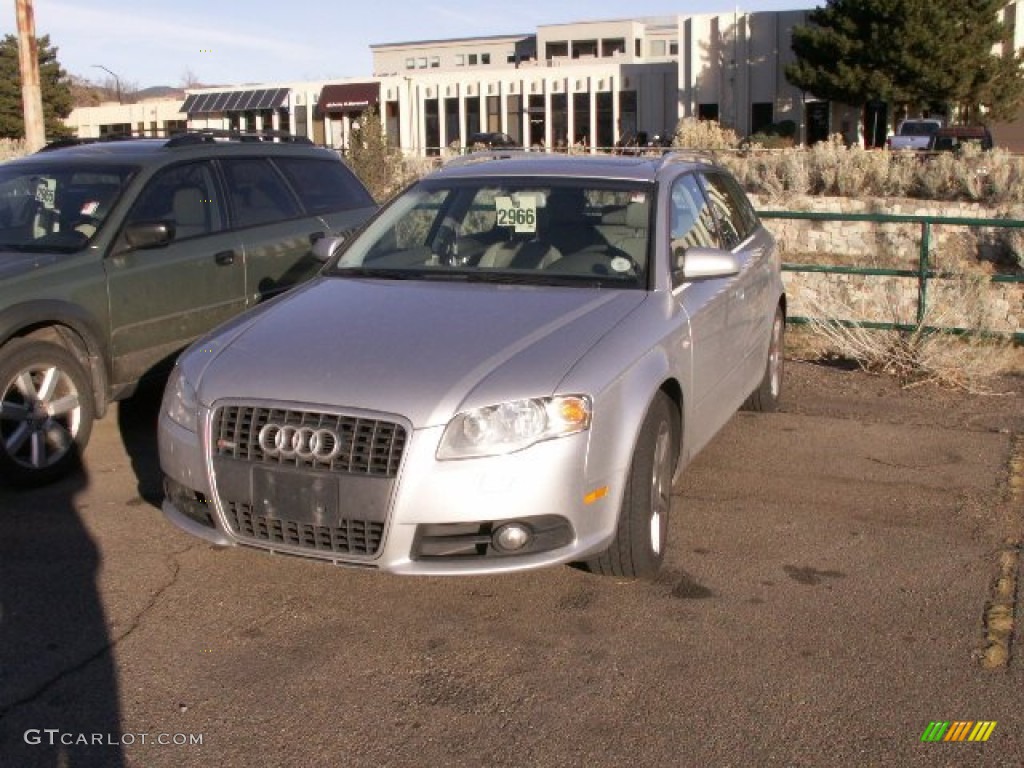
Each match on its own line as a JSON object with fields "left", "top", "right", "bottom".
{"left": 758, "top": 210, "right": 1024, "bottom": 343}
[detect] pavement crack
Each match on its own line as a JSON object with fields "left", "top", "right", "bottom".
{"left": 0, "top": 543, "right": 197, "bottom": 721}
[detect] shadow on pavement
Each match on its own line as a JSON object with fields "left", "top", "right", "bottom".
{"left": 0, "top": 463, "right": 125, "bottom": 767}
{"left": 116, "top": 384, "right": 165, "bottom": 508}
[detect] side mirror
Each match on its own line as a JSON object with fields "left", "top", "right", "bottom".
{"left": 117, "top": 221, "right": 174, "bottom": 254}
{"left": 311, "top": 234, "right": 348, "bottom": 263}
{"left": 673, "top": 246, "right": 740, "bottom": 286}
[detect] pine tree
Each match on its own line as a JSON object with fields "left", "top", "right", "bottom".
{"left": 786, "top": 0, "right": 1024, "bottom": 122}
{"left": 346, "top": 107, "right": 405, "bottom": 202}
{"left": 0, "top": 34, "right": 74, "bottom": 140}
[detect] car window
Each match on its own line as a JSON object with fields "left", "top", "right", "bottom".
{"left": 333, "top": 179, "right": 651, "bottom": 288}
{"left": 123, "top": 161, "right": 224, "bottom": 242}
{"left": 0, "top": 164, "right": 135, "bottom": 252}
{"left": 670, "top": 173, "right": 716, "bottom": 252}
{"left": 272, "top": 156, "right": 375, "bottom": 213}
{"left": 220, "top": 157, "right": 302, "bottom": 228}
{"left": 901, "top": 121, "right": 940, "bottom": 136}
{"left": 700, "top": 172, "right": 755, "bottom": 250}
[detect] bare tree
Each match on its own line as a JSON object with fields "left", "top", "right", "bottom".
{"left": 180, "top": 67, "right": 202, "bottom": 89}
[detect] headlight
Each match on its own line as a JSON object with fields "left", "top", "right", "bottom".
{"left": 163, "top": 365, "right": 199, "bottom": 433}
{"left": 437, "top": 395, "right": 591, "bottom": 460}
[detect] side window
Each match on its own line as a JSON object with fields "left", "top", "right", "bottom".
{"left": 700, "top": 172, "right": 752, "bottom": 250}
{"left": 124, "top": 161, "right": 224, "bottom": 242}
{"left": 716, "top": 172, "right": 760, "bottom": 237}
{"left": 670, "top": 173, "right": 716, "bottom": 252}
{"left": 272, "top": 156, "right": 375, "bottom": 214}
{"left": 220, "top": 158, "right": 302, "bottom": 228}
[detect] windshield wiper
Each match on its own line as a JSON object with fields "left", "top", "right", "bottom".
{"left": 330, "top": 267, "right": 422, "bottom": 280}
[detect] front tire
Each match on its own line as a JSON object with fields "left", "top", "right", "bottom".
{"left": 0, "top": 339, "right": 95, "bottom": 487}
{"left": 587, "top": 392, "right": 677, "bottom": 579}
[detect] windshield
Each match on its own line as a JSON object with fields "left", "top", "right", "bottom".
{"left": 901, "top": 121, "right": 940, "bottom": 136}
{"left": 329, "top": 178, "right": 653, "bottom": 289}
{"left": 0, "top": 163, "right": 136, "bottom": 253}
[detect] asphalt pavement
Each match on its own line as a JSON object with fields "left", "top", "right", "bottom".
{"left": 1, "top": 362, "right": 1021, "bottom": 768}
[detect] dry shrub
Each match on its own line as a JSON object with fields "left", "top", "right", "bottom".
{"left": 0, "top": 138, "right": 28, "bottom": 162}
{"left": 672, "top": 117, "right": 739, "bottom": 150}
{"left": 720, "top": 137, "right": 1024, "bottom": 205}
{"left": 797, "top": 271, "right": 1022, "bottom": 392}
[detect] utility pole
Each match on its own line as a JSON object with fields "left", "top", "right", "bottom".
{"left": 16, "top": 0, "right": 45, "bottom": 151}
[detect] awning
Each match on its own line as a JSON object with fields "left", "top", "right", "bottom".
{"left": 318, "top": 82, "right": 380, "bottom": 112}
{"left": 180, "top": 87, "right": 289, "bottom": 114}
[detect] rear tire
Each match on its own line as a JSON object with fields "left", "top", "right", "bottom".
{"left": 0, "top": 339, "right": 94, "bottom": 487}
{"left": 743, "top": 305, "right": 784, "bottom": 413}
{"left": 587, "top": 392, "right": 677, "bottom": 579}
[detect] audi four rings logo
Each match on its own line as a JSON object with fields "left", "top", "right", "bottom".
{"left": 258, "top": 423, "right": 344, "bottom": 461}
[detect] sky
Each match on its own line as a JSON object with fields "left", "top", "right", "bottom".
{"left": 20, "top": 0, "right": 817, "bottom": 90}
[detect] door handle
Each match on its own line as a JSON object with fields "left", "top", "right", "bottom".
{"left": 214, "top": 250, "right": 236, "bottom": 266}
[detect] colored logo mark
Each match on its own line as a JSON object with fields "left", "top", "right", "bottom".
{"left": 921, "top": 721, "right": 997, "bottom": 742}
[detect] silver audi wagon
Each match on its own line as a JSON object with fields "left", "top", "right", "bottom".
{"left": 159, "top": 151, "right": 785, "bottom": 578}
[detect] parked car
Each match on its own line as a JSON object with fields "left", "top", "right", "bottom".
{"left": 0, "top": 131, "right": 377, "bottom": 486}
{"left": 159, "top": 150, "right": 785, "bottom": 579}
{"left": 467, "top": 132, "right": 518, "bottom": 149}
{"left": 887, "top": 118, "right": 943, "bottom": 150}
{"left": 927, "top": 125, "right": 994, "bottom": 152}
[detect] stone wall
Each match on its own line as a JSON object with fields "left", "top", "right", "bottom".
{"left": 749, "top": 195, "right": 1024, "bottom": 335}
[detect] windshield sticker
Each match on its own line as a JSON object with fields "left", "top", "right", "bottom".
{"left": 630, "top": 192, "right": 647, "bottom": 204}
{"left": 35, "top": 178, "right": 56, "bottom": 209}
{"left": 611, "top": 256, "right": 633, "bottom": 273}
{"left": 80, "top": 200, "right": 101, "bottom": 216}
{"left": 495, "top": 195, "right": 537, "bottom": 233}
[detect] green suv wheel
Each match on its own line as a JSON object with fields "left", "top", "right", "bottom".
{"left": 0, "top": 339, "right": 94, "bottom": 487}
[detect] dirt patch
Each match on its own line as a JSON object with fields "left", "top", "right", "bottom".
{"left": 781, "top": 357, "right": 1024, "bottom": 435}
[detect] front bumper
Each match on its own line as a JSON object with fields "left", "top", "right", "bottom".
{"left": 158, "top": 404, "right": 623, "bottom": 575}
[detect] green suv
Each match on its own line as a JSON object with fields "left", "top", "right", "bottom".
{"left": 0, "top": 132, "right": 377, "bottom": 486}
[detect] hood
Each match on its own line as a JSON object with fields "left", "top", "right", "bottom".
{"left": 195, "top": 277, "right": 646, "bottom": 427}
{"left": 0, "top": 250, "right": 61, "bottom": 280}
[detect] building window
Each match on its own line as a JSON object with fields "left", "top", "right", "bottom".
{"left": 573, "top": 39, "right": 598, "bottom": 58}
{"left": 417, "top": 57, "right": 427, "bottom": 68}
{"left": 468, "top": 53, "right": 478, "bottom": 65}
{"left": 635, "top": 39, "right": 642, "bottom": 57}
{"left": 99, "top": 123, "right": 131, "bottom": 137}
{"left": 507, "top": 53, "right": 517, "bottom": 64}
{"left": 669, "top": 42, "right": 679, "bottom": 55}
{"left": 751, "top": 102, "right": 774, "bottom": 134}
{"left": 164, "top": 119, "right": 187, "bottom": 136}
{"left": 650, "top": 40, "right": 666, "bottom": 57}
{"left": 481, "top": 53, "right": 491, "bottom": 65}
{"left": 698, "top": 103, "right": 719, "bottom": 121}
{"left": 430, "top": 56, "right": 440, "bottom": 68}
{"left": 405, "top": 58, "right": 415, "bottom": 69}
{"left": 456, "top": 54, "right": 465, "bottom": 66}
{"left": 602, "top": 38, "right": 625, "bottom": 57}
{"left": 546, "top": 41, "right": 568, "bottom": 59}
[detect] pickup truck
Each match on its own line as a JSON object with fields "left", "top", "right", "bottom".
{"left": 887, "top": 119, "right": 943, "bottom": 151}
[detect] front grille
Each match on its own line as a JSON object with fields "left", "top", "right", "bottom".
{"left": 225, "top": 502, "right": 384, "bottom": 556}
{"left": 213, "top": 405, "right": 406, "bottom": 476}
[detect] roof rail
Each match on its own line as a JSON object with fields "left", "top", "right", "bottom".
{"left": 658, "top": 148, "right": 721, "bottom": 166}
{"left": 165, "top": 129, "right": 313, "bottom": 147}
{"left": 35, "top": 135, "right": 136, "bottom": 153}
{"left": 441, "top": 149, "right": 538, "bottom": 168}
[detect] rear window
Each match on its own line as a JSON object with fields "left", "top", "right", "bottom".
{"left": 900, "top": 121, "right": 941, "bottom": 136}
{"left": 272, "top": 156, "right": 375, "bottom": 214}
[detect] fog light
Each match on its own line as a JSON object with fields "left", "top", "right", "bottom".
{"left": 492, "top": 523, "right": 532, "bottom": 553}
